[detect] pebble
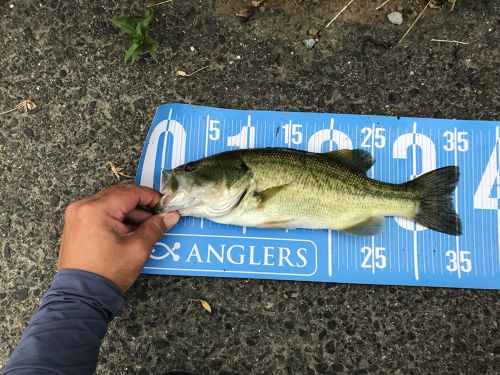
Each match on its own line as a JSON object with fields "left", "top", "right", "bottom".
{"left": 303, "top": 38, "right": 318, "bottom": 49}
{"left": 13, "top": 288, "right": 29, "bottom": 301}
{"left": 307, "top": 27, "right": 319, "bottom": 37}
{"left": 23, "top": 127, "right": 35, "bottom": 138}
{"left": 262, "top": 310, "right": 276, "bottom": 317}
{"left": 3, "top": 244, "right": 11, "bottom": 259}
{"left": 264, "top": 301, "right": 275, "bottom": 309}
{"left": 0, "top": 215, "right": 10, "bottom": 231}
{"left": 387, "top": 11, "right": 403, "bottom": 25}
{"left": 50, "top": 195, "right": 60, "bottom": 206}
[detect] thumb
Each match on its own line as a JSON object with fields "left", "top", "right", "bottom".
{"left": 132, "top": 212, "right": 180, "bottom": 251}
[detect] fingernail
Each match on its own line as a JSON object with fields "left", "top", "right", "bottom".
{"left": 162, "top": 212, "right": 180, "bottom": 229}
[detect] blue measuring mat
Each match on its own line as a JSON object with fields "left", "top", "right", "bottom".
{"left": 135, "top": 103, "right": 500, "bottom": 290}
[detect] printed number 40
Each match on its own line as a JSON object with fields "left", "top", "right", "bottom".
{"left": 445, "top": 250, "right": 472, "bottom": 273}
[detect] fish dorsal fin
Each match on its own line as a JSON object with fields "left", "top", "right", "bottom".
{"left": 342, "top": 216, "right": 385, "bottom": 236}
{"left": 324, "top": 149, "right": 375, "bottom": 174}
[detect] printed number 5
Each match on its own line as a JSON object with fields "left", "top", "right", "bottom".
{"left": 208, "top": 120, "right": 220, "bottom": 141}
{"left": 445, "top": 250, "right": 472, "bottom": 273}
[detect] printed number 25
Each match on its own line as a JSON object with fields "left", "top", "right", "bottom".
{"left": 361, "top": 127, "right": 385, "bottom": 148}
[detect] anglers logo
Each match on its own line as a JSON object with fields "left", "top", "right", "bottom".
{"left": 146, "top": 234, "right": 318, "bottom": 277}
{"left": 151, "top": 242, "right": 181, "bottom": 262}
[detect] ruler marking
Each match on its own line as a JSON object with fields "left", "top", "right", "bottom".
{"left": 144, "top": 105, "right": 500, "bottom": 289}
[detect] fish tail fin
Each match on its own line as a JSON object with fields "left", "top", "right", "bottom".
{"left": 407, "top": 166, "right": 462, "bottom": 236}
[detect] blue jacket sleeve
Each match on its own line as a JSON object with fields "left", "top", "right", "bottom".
{"left": 1, "top": 269, "right": 124, "bottom": 375}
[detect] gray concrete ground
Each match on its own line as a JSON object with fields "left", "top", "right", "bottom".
{"left": 1, "top": 0, "right": 499, "bottom": 374}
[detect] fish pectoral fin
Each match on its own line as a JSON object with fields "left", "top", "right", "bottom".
{"left": 341, "top": 216, "right": 384, "bottom": 236}
{"left": 324, "top": 149, "right": 375, "bottom": 174}
{"left": 256, "top": 184, "right": 290, "bottom": 208}
{"left": 258, "top": 219, "right": 295, "bottom": 229}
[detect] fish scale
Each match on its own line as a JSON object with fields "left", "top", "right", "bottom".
{"left": 160, "top": 147, "right": 451, "bottom": 235}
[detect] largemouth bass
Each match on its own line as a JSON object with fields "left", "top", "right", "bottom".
{"left": 156, "top": 148, "right": 461, "bottom": 236}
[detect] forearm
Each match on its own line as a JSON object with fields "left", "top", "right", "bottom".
{"left": 1, "top": 269, "right": 123, "bottom": 375}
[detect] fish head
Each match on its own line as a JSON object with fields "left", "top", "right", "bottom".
{"left": 158, "top": 154, "right": 250, "bottom": 218}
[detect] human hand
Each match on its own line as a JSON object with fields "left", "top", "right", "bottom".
{"left": 57, "top": 184, "right": 179, "bottom": 293}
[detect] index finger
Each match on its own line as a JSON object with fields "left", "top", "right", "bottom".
{"left": 96, "top": 184, "right": 162, "bottom": 218}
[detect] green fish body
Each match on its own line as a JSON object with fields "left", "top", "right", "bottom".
{"left": 158, "top": 148, "right": 461, "bottom": 236}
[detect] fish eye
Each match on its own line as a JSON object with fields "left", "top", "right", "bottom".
{"left": 184, "top": 162, "right": 196, "bottom": 173}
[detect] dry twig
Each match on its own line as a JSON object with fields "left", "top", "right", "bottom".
{"left": 108, "top": 161, "right": 133, "bottom": 180}
{"left": 430, "top": 38, "right": 469, "bottom": 45}
{"left": 325, "top": 0, "right": 356, "bottom": 29}
{"left": 450, "top": 0, "right": 457, "bottom": 11}
{"left": 292, "top": 0, "right": 303, "bottom": 10}
{"left": 375, "top": 0, "right": 391, "bottom": 10}
{"left": 176, "top": 65, "right": 211, "bottom": 77}
{"left": 0, "top": 99, "right": 37, "bottom": 115}
{"left": 189, "top": 299, "right": 212, "bottom": 313}
{"left": 398, "top": 0, "right": 432, "bottom": 45}
{"left": 148, "top": 0, "right": 173, "bottom": 7}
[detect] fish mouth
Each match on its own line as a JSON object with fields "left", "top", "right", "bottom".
{"left": 157, "top": 191, "right": 196, "bottom": 212}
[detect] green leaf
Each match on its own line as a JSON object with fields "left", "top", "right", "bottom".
{"left": 136, "top": 22, "right": 143, "bottom": 38}
{"left": 124, "top": 42, "right": 141, "bottom": 63}
{"left": 145, "top": 36, "right": 157, "bottom": 60}
{"left": 131, "top": 35, "right": 143, "bottom": 44}
{"left": 142, "top": 8, "right": 153, "bottom": 28}
{"left": 112, "top": 7, "right": 157, "bottom": 64}
{"left": 110, "top": 16, "right": 136, "bottom": 35}
{"left": 130, "top": 46, "right": 142, "bottom": 63}
{"left": 125, "top": 16, "right": 144, "bottom": 24}
{"left": 144, "top": 35, "right": 155, "bottom": 46}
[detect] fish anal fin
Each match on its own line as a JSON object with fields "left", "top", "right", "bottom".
{"left": 258, "top": 219, "right": 295, "bottom": 229}
{"left": 325, "top": 149, "right": 374, "bottom": 174}
{"left": 256, "top": 184, "right": 289, "bottom": 208}
{"left": 341, "top": 216, "right": 384, "bottom": 236}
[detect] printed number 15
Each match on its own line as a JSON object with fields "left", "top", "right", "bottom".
{"left": 283, "top": 123, "right": 303, "bottom": 145}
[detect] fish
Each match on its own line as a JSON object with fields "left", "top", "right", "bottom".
{"left": 155, "top": 148, "right": 462, "bottom": 236}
